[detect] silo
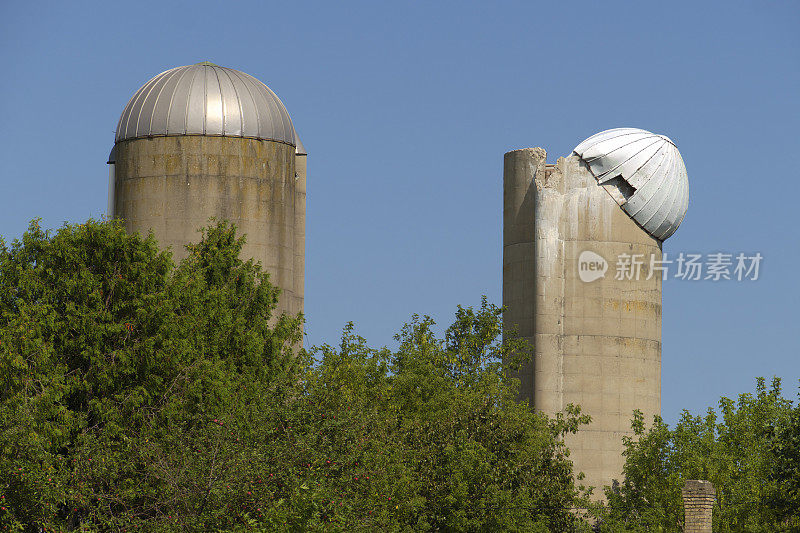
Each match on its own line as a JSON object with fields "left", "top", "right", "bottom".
{"left": 293, "top": 137, "right": 307, "bottom": 320}
{"left": 108, "top": 62, "right": 305, "bottom": 319}
{"left": 502, "top": 129, "right": 688, "bottom": 495}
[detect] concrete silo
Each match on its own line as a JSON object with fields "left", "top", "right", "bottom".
{"left": 108, "top": 62, "right": 306, "bottom": 318}
{"left": 503, "top": 129, "right": 688, "bottom": 495}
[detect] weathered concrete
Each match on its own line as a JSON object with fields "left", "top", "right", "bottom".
{"left": 503, "top": 148, "right": 662, "bottom": 496}
{"left": 682, "top": 480, "right": 715, "bottom": 532}
{"left": 114, "top": 135, "right": 300, "bottom": 319}
{"left": 293, "top": 152, "right": 307, "bottom": 323}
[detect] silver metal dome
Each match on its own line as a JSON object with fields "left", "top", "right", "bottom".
{"left": 573, "top": 128, "right": 689, "bottom": 241}
{"left": 115, "top": 62, "right": 296, "bottom": 145}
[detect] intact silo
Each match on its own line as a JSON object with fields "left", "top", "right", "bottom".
{"left": 503, "top": 129, "right": 688, "bottom": 495}
{"left": 108, "top": 62, "right": 305, "bottom": 319}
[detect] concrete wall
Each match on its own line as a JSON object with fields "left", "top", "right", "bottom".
{"left": 114, "top": 135, "right": 300, "bottom": 319}
{"left": 503, "top": 148, "right": 540, "bottom": 400}
{"left": 294, "top": 153, "right": 307, "bottom": 326}
{"left": 503, "top": 148, "right": 662, "bottom": 495}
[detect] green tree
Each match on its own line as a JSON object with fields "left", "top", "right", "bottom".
{"left": 244, "top": 302, "right": 594, "bottom": 531}
{"left": 598, "top": 377, "right": 799, "bottom": 532}
{"left": 769, "top": 388, "right": 800, "bottom": 525}
{"left": 376, "top": 304, "right": 591, "bottom": 531}
{"left": 0, "top": 219, "right": 592, "bottom": 531}
{"left": 0, "top": 219, "right": 302, "bottom": 530}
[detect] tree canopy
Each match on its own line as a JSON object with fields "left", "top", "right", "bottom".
{"left": 3, "top": 218, "right": 797, "bottom": 532}
{"left": 0, "top": 219, "right": 591, "bottom": 531}
{"left": 598, "top": 377, "right": 800, "bottom": 532}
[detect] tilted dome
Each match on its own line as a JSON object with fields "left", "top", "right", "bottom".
{"left": 573, "top": 128, "right": 689, "bottom": 241}
{"left": 115, "top": 62, "right": 296, "bottom": 145}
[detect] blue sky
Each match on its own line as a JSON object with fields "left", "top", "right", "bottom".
{"left": 0, "top": 1, "right": 798, "bottom": 425}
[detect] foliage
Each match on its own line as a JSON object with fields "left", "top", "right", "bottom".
{"left": 0, "top": 219, "right": 592, "bottom": 532}
{"left": 769, "top": 388, "right": 800, "bottom": 524}
{"left": 0, "top": 219, "right": 300, "bottom": 530}
{"left": 282, "top": 304, "right": 593, "bottom": 531}
{"left": 597, "top": 377, "right": 800, "bottom": 532}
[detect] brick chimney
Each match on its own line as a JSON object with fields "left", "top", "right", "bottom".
{"left": 682, "top": 480, "right": 715, "bottom": 532}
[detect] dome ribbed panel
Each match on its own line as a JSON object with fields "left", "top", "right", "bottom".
{"left": 573, "top": 128, "right": 689, "bottom": 241}
{"left": 114, "top": 63, "right": 296, "bottom": 146}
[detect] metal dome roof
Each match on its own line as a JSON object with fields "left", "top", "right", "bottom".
{"left": 114, "top": 62, "right": 296, "bottom": 145}
{"left": 573, "top": 128, "right": 689, "bottom": 241}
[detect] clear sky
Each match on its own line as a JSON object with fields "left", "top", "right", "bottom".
{"left": 1, "top": 1, "right": 798, "bottom": 425}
